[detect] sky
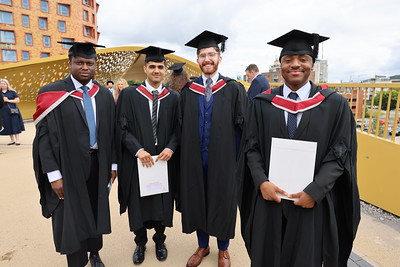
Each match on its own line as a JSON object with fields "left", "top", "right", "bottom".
{"left": 96, "top": 0, "right": 400, "bottom": 83}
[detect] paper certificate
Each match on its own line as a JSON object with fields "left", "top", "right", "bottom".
{"left": 137, "top": 156, "right": 169, "bottom": 197}
{"left": 268, "top": 138, "right": 317, "bottom": 201}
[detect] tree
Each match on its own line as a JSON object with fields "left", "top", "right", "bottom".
{"left": 373, "top": 89, "right": 399, "bottom": 110}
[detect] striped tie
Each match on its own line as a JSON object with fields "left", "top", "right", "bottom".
{"left": 205, "top": 78, "right": 212, "bottom": 103}
{"left": 152, "top": 90, "right": 159, "bottom": 144}
{"left": 81, "top": 85, "right": 96, "bottom": 146}
{"left": 287, "top": 92, "right": 298, "bottom": 139}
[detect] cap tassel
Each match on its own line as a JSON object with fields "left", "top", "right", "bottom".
{"left": 221, "top": 40, "right": 225, "bottom": 53}
{"left": 312, "top": 33, "right": 320, "bottom": 60}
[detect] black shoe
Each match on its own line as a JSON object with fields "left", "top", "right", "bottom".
{"left": 155, "top": 243, "right": 168, "bottom": 261}
{"left": 89, "top": 252, "right": 105, "bottom": 267}
{"left": 7, "top": 142, "right": 15, "bottom": 146}
{"left": 133, "top": 245, "right": 146, "bottom": 264}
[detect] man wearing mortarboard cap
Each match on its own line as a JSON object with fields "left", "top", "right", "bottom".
{"left": 178, "top": 30, "right": 248, "bottom": 267}
{"left": 240, "top": 30, "right": 360, "bottom": 267}
{"left": 33, "top": 42, "right": 117, "bottom": 267}
{"left": 115, "top": 46, "right": 179, "bottom": 264}
{"left": 166, "top": 62, "right": 189, "bottom": 93}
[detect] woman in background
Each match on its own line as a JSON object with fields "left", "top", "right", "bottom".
{"left": 0, "top": 79, "right": 25, "bottom": 145}
{"left": 167, "top": 62, "right": 189, "bottom": 93}
{"left": 113, "top": 78, "right": 129, "bottom": 102}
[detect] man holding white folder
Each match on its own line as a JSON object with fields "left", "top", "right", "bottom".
{"left": 242, "top": 30, "right": 360, "bottom": 267}
{"left": 116, "top": 46, "right": 179, "bottom": 265}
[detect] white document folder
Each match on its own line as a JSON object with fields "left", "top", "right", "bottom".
{"left": 268, "top": 138, "right": 317, "bottom": 201}
{"left": 137, "top": 156, "right": 169, "bottom": 197}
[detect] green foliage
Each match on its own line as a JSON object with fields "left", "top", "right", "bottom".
{"left": 373, "top": 88, "right": 399, "bottom": 110}
{"left": 128, "top": 80, "right": 142, "bottom": 86}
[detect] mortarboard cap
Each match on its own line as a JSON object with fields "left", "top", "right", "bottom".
{"left": 268, "top": 29, "right": 329, "bottom": 62}
{"left": 57, "top": 41, "right": 105, "bottom": 59}
{"left": 185, "top": 30, "right": 228, "bottom": 52}
{"left": 168, "top": 62, "right": 186, "bottom": 74}
{"left": 135, "top": 46, "right": 174, "bottom": 62}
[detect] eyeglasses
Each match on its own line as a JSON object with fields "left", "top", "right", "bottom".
{"left": 198, "top": 52, "right": 219, "bottom": 60}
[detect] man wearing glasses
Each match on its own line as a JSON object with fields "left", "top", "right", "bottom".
{"left": 178, "top": 30, "right": 248, "bottom": 267}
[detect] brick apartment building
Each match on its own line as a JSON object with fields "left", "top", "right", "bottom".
{"left": 0, "top": 0, "right": 99, "bottom": 64}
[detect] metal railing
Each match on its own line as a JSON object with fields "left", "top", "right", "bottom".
{"left": 270, "top": 83, "right": 400, "bottom": 143}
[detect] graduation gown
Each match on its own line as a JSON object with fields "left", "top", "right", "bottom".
{"left": 179, "top": 75, "right": 248, "bottom": 241}
{"left": 32, "top": 76, "right": 115, "bottom": 254}
{"left": 241, "top": 82, "right": 360, "bottom": 267}
{"left": 116, "top": 83, "right": 179, "bottom": 231}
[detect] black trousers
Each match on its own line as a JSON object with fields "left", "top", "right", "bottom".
{"left": 53, "top": 150, "right": 103, "bottom": 267}
{"left": 66, "top": 236, "right": 102, "bottom": 267}
{"left": 134, "top": 221, "right": 166, "bottom": 247}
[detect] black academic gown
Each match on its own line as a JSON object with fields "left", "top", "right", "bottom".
{"left": 241, "top": 82, "right": 360, "bottom": 267}
{"left": 116, "top": 83, "right": 179, "bottom": 231}
{"left": 178, "top": 76, "right": 248, "bottom": 241}
{"left": 32, "top": 76, "right": 115, "bottom": 254}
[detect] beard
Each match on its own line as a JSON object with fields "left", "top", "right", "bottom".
{"left": 200, "top": 61, "right": 219, "bottom": 76}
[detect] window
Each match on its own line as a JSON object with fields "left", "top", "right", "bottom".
{"left": 83, "top": 0, "right": 89, "bottom": 5}
{"left": 39, "top": 17, "right": 47, "bottom": 29}
{"left": 2, "top": 49, "right": 17, "bottom": 61}
{"left": 61, "top": 38, "right": 73, "bottom": 48}
{"left": 21, "top": 0, "right": 29, "bottom": 8}
{"left": 0, "top": 0, "right": 11, "bottom": 5}
{"left": 41, "top": 52, "right": 50, "bottom": 58}
{"left": 58, "top": 20, "right": 66, "bottom": 32}
{"left": 43, "top": 35, "right": 51, "bottom": 47}
{"left": 57, "top": 4, "right": 70, "bottom": 16}
{"left": 83, "top": 10, "right": 88, "bottom": 21}
{"left": 40, "top": 0, "right": 48, "bottom": 12}
{"left": 0, "top": 30, "right": 15, "bottom": 43}
{"left": 25, "top": 33, "right": 32, "bottom": 45}
{"left": 22, "top": 51, "right": 29, "bottom": 61}
{"left": 22, "top": 14, "right": 29, "bottom": 26}
{"left": 0, "top": 11, "right": 13, "bottom": 24}
{"left": 84, "top": 26, "right": 93, "bottom": 37}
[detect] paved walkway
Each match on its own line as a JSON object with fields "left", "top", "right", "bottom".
{"left": 1, "top": 122, "right": 399, "bottom": 266}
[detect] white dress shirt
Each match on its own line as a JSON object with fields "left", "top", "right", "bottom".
{"left": 283, "top": 81, "right": 311, "bottom": 126}
{"left": 201, "top": 73, "right": 219, "bottom": 86}
{"left": 47, "top": 76, "right": 117, "bottom": 182}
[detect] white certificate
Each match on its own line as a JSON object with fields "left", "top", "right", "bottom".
{"left": 137, "top": 156, "right": 169, "bottom": 197}
{"left": 268, "top": 138, "right": 317, "bottom": 201}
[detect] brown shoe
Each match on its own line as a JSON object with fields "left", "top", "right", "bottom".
{"left": 186, "top": 247, "right": 210, "bottom": 267}
{"left": 218, "top": 250, "right": 231, "bottom": 267}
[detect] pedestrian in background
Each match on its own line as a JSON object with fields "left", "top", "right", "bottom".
{"left": 106, "top": 80, "right": 114, "bottom": 95}
{"left": 0, "top": 78, "right": 25, "bottom": 146}
{"left": 245, "top": 64, "right": 270, "bottom": 101}
{"left": 113, "top": 78, "right": 129, "bottom": 102}
{"left": 167, "top": 62, "right": 189, "bottom": 93}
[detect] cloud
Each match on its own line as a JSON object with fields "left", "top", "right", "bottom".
{"left": 97, "top": 0, "right": 400, "bottom": 82}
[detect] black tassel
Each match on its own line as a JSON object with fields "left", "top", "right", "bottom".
{"left": 221, "top": 40, "right": 226, "bottom": 53}
{"left": 312, "top": 33, "right": 320, "bottom": 60}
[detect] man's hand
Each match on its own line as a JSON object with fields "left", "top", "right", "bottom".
{"left": 51, "top": 179, "right": 64, "bottom": 199}
{"left": 110, "top": 170, "right": 117, "bottom": 183}
{"left": 156, "top": 148, "right": 173, "bottom": 162}
{"left": 289, "top": 191, "right": 315, "bottom": 208}
{"left": 259, "top": 181, "right": 287, "bottom": 203}
{"left": 137, "top": 150, "right": 154, "bottom": 168}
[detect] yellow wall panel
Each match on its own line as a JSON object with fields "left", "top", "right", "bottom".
{"left": 357, "top": 132, "right": 400, "bottom": 216}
